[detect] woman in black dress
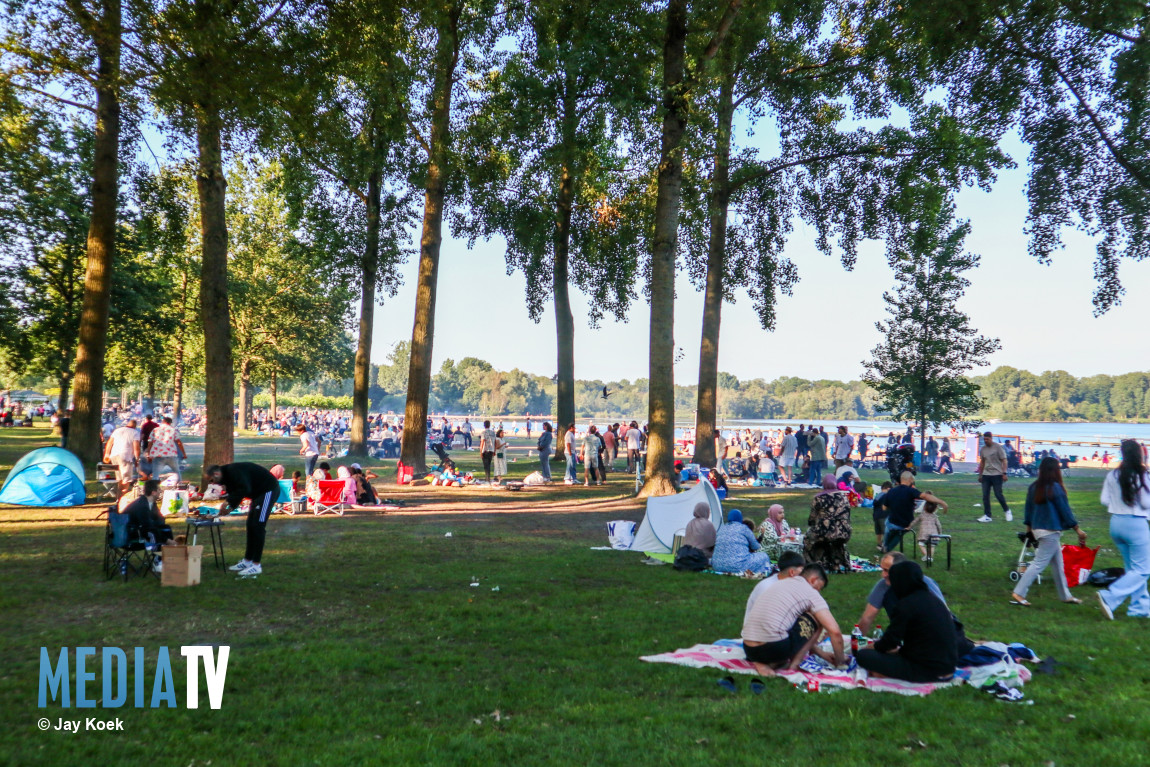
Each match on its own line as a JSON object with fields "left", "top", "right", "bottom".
{"left": 856, "top": 561, "right": 958, "bottom": 682}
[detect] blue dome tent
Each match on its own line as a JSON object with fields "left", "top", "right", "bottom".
{"left": 0, "top": 447, "right": 86, "bottom": 507}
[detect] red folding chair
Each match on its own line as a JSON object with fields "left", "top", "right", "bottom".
{"left": 312, "top": 479, "right": 346, "bottom": 516}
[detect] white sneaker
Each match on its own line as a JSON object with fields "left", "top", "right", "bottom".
{"left": 1098, "top": 591, "right": 1114, "bottom": 621}
{"left": 1005, "top": 510, "right": 1014, "bottom": 522}
{"left": 237, "top": 562, "right": 262, "bottom": 577}
{"left": 975, "top": 515, "right": 993, "bottom": 523}
{"left": 229, "top": 558, "right": 252, "bottom": 571}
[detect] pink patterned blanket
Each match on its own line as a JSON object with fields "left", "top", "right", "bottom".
{"left": 640, "top": 640, "right": 1031, "bottom": 696}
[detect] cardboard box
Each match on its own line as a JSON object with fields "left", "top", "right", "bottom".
{"left": 161, "top": 544, "right": 203, "bottom": 587}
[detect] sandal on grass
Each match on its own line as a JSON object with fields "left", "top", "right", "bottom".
{"left": 1063, "top": 597, "right": 1083, "bottom": 604}
{"left": 750, "top": 678, "right": 766, "bottom": 695}
{"left": 1009, "top": 596, "right": 1031, "bottom": 606}
{"left": 717, "top": 676, "right": 737, "bottom": 693}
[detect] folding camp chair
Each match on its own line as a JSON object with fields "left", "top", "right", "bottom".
{"left": 276, "top": 479, "right": 304, "bottom": 515}
{"left": 312, "top": 479, "right": 346, "bottom": 516}
{"left": 102, "top": 506, "right": 158, "bottom": 582}
{"left": 97, "top": 463, "right": 119, "bottom": 500}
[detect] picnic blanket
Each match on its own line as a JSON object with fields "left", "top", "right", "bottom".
{"left": 638, "top": 552, "right": 881, "bottom": 575}
{"left": 640, "top": 639, "right": 1032, "bottom": 696}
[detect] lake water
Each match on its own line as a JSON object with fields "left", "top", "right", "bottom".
{"left": 675, "top": 418, "right": 1150, "bottom": 448}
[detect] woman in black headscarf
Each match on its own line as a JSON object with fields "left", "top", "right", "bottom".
{"left": 855, "top": 561, "right": 958, "bottom": 682}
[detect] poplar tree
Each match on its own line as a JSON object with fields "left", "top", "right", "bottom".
{"left": 273, "top": 0, "right": 413, "bottom": 455}
{"left": 131, "top": 0, "right": 296, "bottom": 470}
{"left": 641, "top": 0, "right": 742, "bottom": 497}
{"left": 400, "top": 0, "right": 496, "bottom": 473}
{"left": 862, "top": 191, "right": 1000, "bottom": 454}
{"left": 2, "top": 0, "right": 126, "bottom": 464}
{"left": 457, "top": 0, "right": 654, "bottom": 460}
{"left": 687, "top": 2, "right": 1010, "bottom": 468}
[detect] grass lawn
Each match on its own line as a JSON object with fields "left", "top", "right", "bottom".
{"left": 2, "top": 427, "right": 1149, "bottom": 766}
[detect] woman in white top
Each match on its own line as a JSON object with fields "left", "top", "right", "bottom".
{"left": 1098, "top": 440, "right": 1150, "bottom": 620}
{"left": 493, "top": 430, "right": 509, "bottom": 481}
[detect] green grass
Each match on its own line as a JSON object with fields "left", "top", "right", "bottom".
{"left": 2, "top": 430, "right": 1149, "bottom": 766}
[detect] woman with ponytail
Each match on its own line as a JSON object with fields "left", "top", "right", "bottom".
{"left": 1098, "top": 440, "right": 1150, "bottom": 620}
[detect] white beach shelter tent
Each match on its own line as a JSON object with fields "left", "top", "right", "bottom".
{"left": 629, "top": 480, "right": 724, "bottom": 554}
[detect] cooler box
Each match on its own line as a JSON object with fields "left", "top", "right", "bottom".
{"left": 161, "top": 544, "right": 203, "bottom": 587}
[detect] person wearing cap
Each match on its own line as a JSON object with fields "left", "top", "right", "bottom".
{"left": 711, "top": 509, "right": 772, "bottom": 574}
{"left": 976, "top": 431, "right": 1012, "bottom": 523}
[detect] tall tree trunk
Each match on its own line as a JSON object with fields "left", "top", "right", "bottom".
{"left": 58, "top": 372, "right": 72, "bottom": 421}
{"left": 640, "top": 0, "right": 690, "bottom": 498}
{"left": 693, "top": 56, "right": 734, "bottom": 470}
{"left": 349, "top": 168, "right": 382, "bottom": 457}
{"left": 196, "top": 107, "right": 235, "bottom": 471}
{"left": 171, "top": 263, "right": 189, "bottom": 422}
{"left": 121, "top": 387, "right": 128, "bottom": 411}
{"left": 68, "top": 0, "right": 121, "bottom": 466}
{"left": 639, "top": 0, "right": 741, "bottom": 496}
{"left": 400, "top": 6, "right": 460, "bottom": 474}
{"left": 269, "top": 368, "right": 278, "bottom": 420}
{"left": 238, "top": 358, "right": 252, "bottom": 430}
{"left": 553, "top": 158, "right": 576, "bottom": 461}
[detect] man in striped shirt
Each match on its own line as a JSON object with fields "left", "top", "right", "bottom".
{"left": 741, "top": 563, "right": 846, "bottom": 675}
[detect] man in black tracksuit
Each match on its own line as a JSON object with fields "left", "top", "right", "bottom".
{"left": 206, "top": 462, "right": 279, "bottom": 577}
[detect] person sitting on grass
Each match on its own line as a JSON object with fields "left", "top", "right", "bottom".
{"left": 754, "top": 504, "right": 790, "bottom": 561}
{"left": 856, "top": 552, "right": 974, "bottom": 656}
{"left": 712, "top": 509, "right": 772, "bottom": 574}
{"left": 707, "top": 468, "right": 729, "bottom": 499}
{"left": 855, "top": 561, "right": 958, "bottom": 683}
{"left": 681, "top": 502, "right": 717, "bottom": 558}
{"left": 350, "top": 466, "right": 379, "bottom": 505}
{"left": 743, "top": 550, "right": 806, "bottom": 624}
{"left": 741, "top": 563, "right": 846, "bottom": 677}
{"left": 805, "top": 475, "right": 853, "bottom": 573}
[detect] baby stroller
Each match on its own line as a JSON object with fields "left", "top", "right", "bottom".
{"left": 887, "top": 444, "right": 917, "bottom": 483}
{"left": 1009, "top": 531, "right": 1042, "bottom": 584}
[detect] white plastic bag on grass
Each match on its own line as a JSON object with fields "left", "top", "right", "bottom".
{"left": 607, "top": 520, "right": 636, "bottom": 550}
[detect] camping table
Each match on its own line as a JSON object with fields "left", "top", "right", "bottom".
{"left": 184, "top": 517, "right": 225, "bottom": 570}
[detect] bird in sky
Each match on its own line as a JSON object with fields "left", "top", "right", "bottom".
{"left": 602, "top": 386, "right": 611, "bottom": 400}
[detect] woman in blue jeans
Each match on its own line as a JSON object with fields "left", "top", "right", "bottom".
{"left": 563, "top": 424, "right": 578, "bottom": 484}
{"left": 1098, "top": 441, "right": 1150, "bottom": 620}
{"left": 537, "top": 422, "right": 554, "bottom": 481}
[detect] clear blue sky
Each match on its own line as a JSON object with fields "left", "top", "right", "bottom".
{"left": 366, "top": 129, "right": 1150, "bottom": 384}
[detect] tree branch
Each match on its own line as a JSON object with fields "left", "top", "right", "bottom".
{"left": 6, "top": 82, "right": 95, "bottom": 112}
{"left": 1000, "top": 18, "right": 1150, "bottom": 191}
{"left": 728, "top": 146, "right": 915, "bottom": 193}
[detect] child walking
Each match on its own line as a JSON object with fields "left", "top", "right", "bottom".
{"left": 908, "top": 501, "right": 944, "bottom": 562}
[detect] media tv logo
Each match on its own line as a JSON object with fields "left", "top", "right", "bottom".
{"left": 39, "top": 646, "right": 230, "bottom": 709}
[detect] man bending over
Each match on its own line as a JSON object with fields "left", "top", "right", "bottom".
{"left": 206, "top": 462, "right": 279, "bottom": 578}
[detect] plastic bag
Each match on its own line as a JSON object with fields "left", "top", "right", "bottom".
{"left": 607, "top": 520, "right": 636, "bottom": 550}
{"left": 1062, "top": 544, "right": 1100, "bottom": 587}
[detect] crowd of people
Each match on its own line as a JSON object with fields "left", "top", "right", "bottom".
{"left": 705, "top": 436, "right": 1150, "bottom": 683}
